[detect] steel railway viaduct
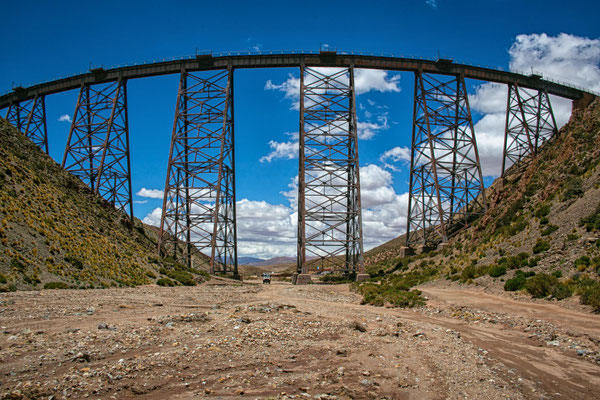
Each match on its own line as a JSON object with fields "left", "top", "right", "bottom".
{"left": 1, "top": 51, "right": 596, "bottom": 283}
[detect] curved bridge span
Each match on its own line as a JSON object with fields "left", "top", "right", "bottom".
{"left": 1, "top": 51, "right": 596, "bottom": 282}
{"left": 0, "top": 52, "right": 592, "bottom": 107}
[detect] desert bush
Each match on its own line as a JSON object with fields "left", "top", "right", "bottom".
{"left": 574, "top": 256, "right": 591, "bottom": 271}
{"left": 504, "top": 274, "right": 526, "bottom": 291}
{"left": 44, "top": 281, "right": 69, "bottom": 289}
{"left": 489, "top": 265, "right": 507, "bottom": 277}
{"left": 580, "top": 282, "right": 600, "bottom": 312}
{"left": 562, "top": 177, "right": 584, "bottom": 201}
{"left": 525, "top": 273, "right": 571, "bottom": 299}
{"left": 580, "top": 203, "right": 600, "bottom": 232}
{"left": 535, "top": 204, "right": 551, "bottom": 219}
{"left": 552, "top": 270, "right": 563, "bottom": 278}
{"left": 541, "top": 224, "right": 559, "bottom": 236}
{"left": 156, "top": 278, "right": 175, "bottom": 287}
{"left": 533, "top": 239, "right": 550, "bottom": 254}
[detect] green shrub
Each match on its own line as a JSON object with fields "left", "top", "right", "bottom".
{"left": 504, "top": 274, "right": 526, "bottom": 291}
{"left": 0, "top": 284, "right": 17, "bottom": 293}
{"left": 580, "top": 282, "right": 600, "bottom": 312}
{"left": 353, "top": 266, "right": 436, "bottom": 307}
{"left": 44, "top": 281, "right": 69, "bottom": 289}
{"left": 145, "top": 270, "right": 157, "bottom": 279}
{"left": 156, "top": 278, "right": 175, "bottom": 287}
{"left": 0, "top": 273, "right": 6, "bottom": 284}
{"left": 580, "top": 203, "right": 600, "bottom": 232}
{"left": 535, "top": 204, "right": 551, "bottom": 219}
{"left": 525, "top": 273, "right": 556, "bottom": 297}
{"left": 539, "top": 217, "right": 549, "bottom": 225}
{"left": 525, "top": 273, "right": 571, "bottom": 299}
{"left": 567, "top": 233, "right": 579, "bottom": 241}
{"left": 64, "top": 255, "right": 84, "bottom": 270}
{"left": 489, "top": 265, "right": 507, "bottom": 277}
{"left": 541, "top": 224, "right": 559, "bottom": 236}
{"left": 387, "top": 289, "right": 426, "bottom": 307}
{"left": 552, "top": 270, "right": 563, "bottom": 278}
{"left": 562, "top": 177, "right": 584, "bottom": 201}
{"left": 533, "top": 239, "right": 550, "bottom": 254}
{"left": 574, "top": 256, "right": 591, "bottom": 269}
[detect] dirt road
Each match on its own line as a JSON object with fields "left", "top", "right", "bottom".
{"left": 0, "top": 281, "right": 598, "bottom": 399}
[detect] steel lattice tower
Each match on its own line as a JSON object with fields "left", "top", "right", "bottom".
{"left": 502, "top": 84, "right": 558, "bottom": 177}
{"left": 62, "top": 79, "right": 133, "bottom": 217}
{"left": 406, "top": 72, "right": 486, "bottom": 248}
{"left": 158, "top": 68, "right": 238, "bottom": 275}
{"left": 5, "top": 94, "right": 49, "bottom": 154}
{"left": 297, "top": 66, "right": 364, "bottom": 274}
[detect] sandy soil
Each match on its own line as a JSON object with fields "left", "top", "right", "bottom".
{"left": 0, "top": 281, "right": 599, "bottom": 399}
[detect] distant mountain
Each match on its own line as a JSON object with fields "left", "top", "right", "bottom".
{"left": 247, "top": 256, "right": 297, "bottom": 267}
{"left": 237, "top": 256, "right": 266, "bottom": 265}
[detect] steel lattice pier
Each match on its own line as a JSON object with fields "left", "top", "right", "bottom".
{"left": 158, "top": 68, "right": 238, "bottom": 275}
{"left": 5, "top": 94, "right": 49, "bottom": 154}
{"left": 406, "top": 72, "right": 486, "bottom": 248}
{"left": 502, "top": 84, "right": 558, "bottom": 177}
{"left": 297, "top": 66, "right": 365, "bottom": 275}
{"left": 62, "top": 79, "right": 134, "bottom": 217}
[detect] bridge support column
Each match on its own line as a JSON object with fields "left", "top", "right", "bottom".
{"left": 62, "top": 79, "right": 134, "bottom": 218}
{"left": 296, "top": 65, "right": 365, "bottom": 281}
{"left": 5, "top": 94, "right": 49, "bottom": 154}
{"left": 158, "top": 67, "right": 238, "bottom": 276}
{"left": 406, "top": 72, "right": 486, "bottom": 248}
{"left": 502, "top": 84, "right": 558, "bottom": 177}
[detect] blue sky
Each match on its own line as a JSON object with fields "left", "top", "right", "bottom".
{"left": 2, "top": 0, "right": 600, "bottom": 258}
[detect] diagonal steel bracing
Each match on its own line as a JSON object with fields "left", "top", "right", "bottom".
{"left": 297, "top": 65, "right": 364, "bottom": 274}
{"left": 158, "top": 68, "right": 238, "bottom": 275}
{"left": 502, "top": 83, "right": 558, "bottom": 177}
{"left": 62, "top": 79, "right": 133, "bottom": 217}
{"left": 5, "top": 95, "right": 49, "bottom": 154}
{"left": 407, "top": 72, "right": 486, "bottom": 248}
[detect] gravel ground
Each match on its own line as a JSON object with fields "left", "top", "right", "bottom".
{"left": 0, "top": 281, "right": 599, "bottom": 399}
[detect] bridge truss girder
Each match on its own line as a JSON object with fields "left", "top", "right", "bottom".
{"left": 297, "top": 65, "right": 365, "bottom": 274}
{"left": 158, "top": 68, "right": 238, "bottom": 275}
{"left": 62, "top": 79, "right": 133, "bottom": 218}
{"left": 406, "top": 72, "right": 486, "bottom": 248}
{"left": 5, "top": 94, "right": 49, "bottom": 154}
{"left": 502, "top": 83, "right": 558, "bottom": 177}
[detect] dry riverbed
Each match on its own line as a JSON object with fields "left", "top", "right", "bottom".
{"left": 1, "top": 280, "right": 599, "bottom": 399}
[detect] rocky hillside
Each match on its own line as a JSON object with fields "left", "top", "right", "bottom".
{"left": 0, "top": 119, "right": 209, "bottom": 291}
{"left": 358, "top": 98, "right": 600, "bottom": 311}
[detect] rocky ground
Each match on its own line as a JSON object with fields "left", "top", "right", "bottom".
{"left": 1, "top": 280, "right": 599, "bottom": 399}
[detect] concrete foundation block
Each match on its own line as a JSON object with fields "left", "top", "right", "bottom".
{"left": 295, "top": 274, "right": 312, "bottom": 285}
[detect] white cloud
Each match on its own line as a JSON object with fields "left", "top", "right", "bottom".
{"left": 509, "top": 33, "right": 600, "bottom": 92}
{"left": 379, "top": 146, "right": 411, "bottom": 171}
{"left": 469, "top": 33, "right": 600, "bottom": 177}
{"left": 358, "top": 113, "right": 389, "bottom": 140}
{"left": 58, "top": 114, "right": 71, "bottom": 123}
{"left": 136, "top": 188, "right": 164, "bottom": 199}
{"left": 259, "top": 132, "right": 299, "bottom": 163}
{"left": 265, "top": 68, "right": 400, "bottom": 110}
{"left": 354, "top": 69, "right": 401, "bottom": 95}
{"left": 141, "top": 161, "right": 411, "bottom": 258}
{"left": 426, "top": 0, "right": 437, "bottom": 8}
{"left": 142, "top": 207, "right": 162, "bottom": 227}
{"left": 133, "top": 200, "right": 148, "bottom": 204}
